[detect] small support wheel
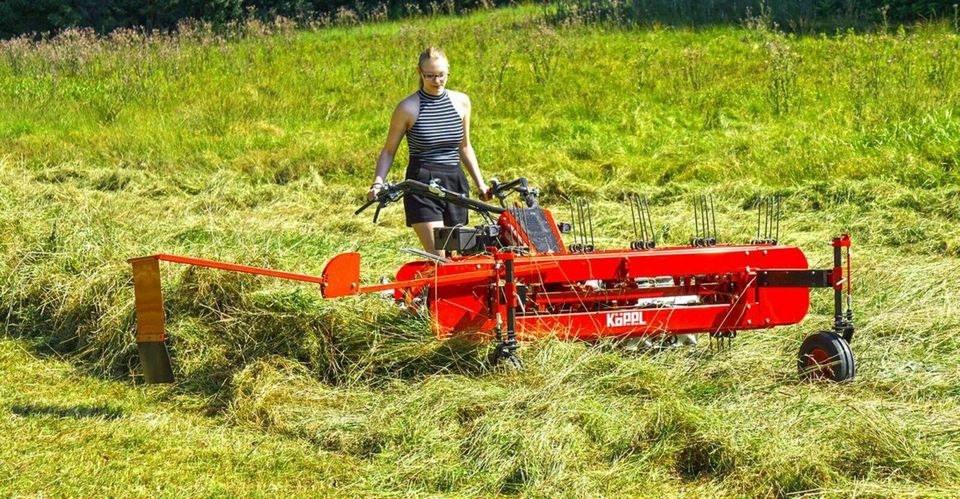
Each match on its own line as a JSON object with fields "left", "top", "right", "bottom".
{"left": 489, "top": 342, "right": 524, "bottom": 371}
{"left": 798, "top": 331, "right": 855, "bottom": 382}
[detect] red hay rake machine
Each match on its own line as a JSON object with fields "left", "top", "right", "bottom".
{"left": 130, "top": 178, "right": 855, "bottom": 384}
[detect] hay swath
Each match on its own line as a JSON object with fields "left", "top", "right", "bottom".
{"left": 130, "top": 178, "right": 855, "bottom": 383}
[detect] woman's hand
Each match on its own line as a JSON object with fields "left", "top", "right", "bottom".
{"left": 367, "top": 182, "right": 384, "bottom": 201}
{"left": 477, "top": 182, "right": 492, "bottom": 201}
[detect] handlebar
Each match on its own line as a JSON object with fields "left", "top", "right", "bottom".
{"left": 356, "top": 179, "right": 508, "bottom": 223}
{"left": 488, "top": 177, "right": 540, "bottom": 208}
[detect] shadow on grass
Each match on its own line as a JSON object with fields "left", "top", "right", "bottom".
{"left": 12, "top": 403, "right": 125, "bottom": 419}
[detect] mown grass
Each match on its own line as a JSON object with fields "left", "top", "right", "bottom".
{"left": 1, "top": 4, "right": 959, "bottom": 496}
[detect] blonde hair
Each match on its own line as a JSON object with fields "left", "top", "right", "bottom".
{"left": 417, "top": 47, "right": 448, "bottom": 89}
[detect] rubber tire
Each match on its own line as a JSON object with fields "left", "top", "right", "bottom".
{"left": 797, "top": 331, "right": 855, "bottom": 382}
{"left": 489, "top": 345, "right": 524, "bottom": 371}
{"left": 501, "top": 354, "right": 524, "bottom": 371}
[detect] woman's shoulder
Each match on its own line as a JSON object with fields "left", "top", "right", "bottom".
{"left": 394, "top": 92, "right": 419, "bottom": 116}
{"left": 446, "top": 89, "right": 471, "bottom": 106}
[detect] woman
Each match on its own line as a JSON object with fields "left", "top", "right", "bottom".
{"left": 368, "top": 47, "right": 490, "bottom": 255}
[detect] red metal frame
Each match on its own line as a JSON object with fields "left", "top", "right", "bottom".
{"left": 129, "top": 201, "right": 852, "bottom": 383}
{"left": 416, "top": 243, "right": 811, "bottom": 340}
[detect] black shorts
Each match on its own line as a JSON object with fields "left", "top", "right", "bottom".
{"left": 403, "top": 159, "right": 470, "bottom": 227}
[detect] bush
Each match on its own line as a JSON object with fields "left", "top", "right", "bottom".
{"left": 550, "top": 0, "right": 958, "bottom": 29}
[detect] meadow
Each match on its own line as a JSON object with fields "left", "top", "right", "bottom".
{"left": 1, "top": 4, "right": 959, "bottom": 496}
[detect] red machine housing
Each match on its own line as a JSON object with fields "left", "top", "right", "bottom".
{"left": 339, "top": 207, "right": 835, "bottom": 343}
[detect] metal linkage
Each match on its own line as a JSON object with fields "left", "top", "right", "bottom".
{"left": 833, "top": 235, "right": 855, "bottom": 342}
{"left": 568, "top": 197, "right": 595, "bottom": 253}
{"left": 751, "top": 194, "right": 782, "bottom": 245}
{"left": 627, "top": 193, "right": 656, "bottom": 250}
{"left": 488, "top": 249, "right": 523, "bottom": 369}
{"left": 691, "top": 194, "right": 718, "bottom": 247}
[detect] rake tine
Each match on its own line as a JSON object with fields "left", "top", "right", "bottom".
{"left": 629, "top": 194, "right": 639, "bottom": 242}
{"left": 638, "top": 195, "right": 647, "bottom": 245}
{"left": 637, "top": 195, "right": 648, "bottom": 244}
{"left": 764, "top": 196, "right": 771, "bottom": 241}
{"left": 710, "top": 193, "right": 717, "bottom": 243}
{"left": 769, "top": 196, "right": 775, "bottom": 241}
{"left": 586, "top": 198, "right": 595, "bottom": 248}
{"left": 694, "top": 195, "right": 700, "bottom": 241}
{"left": 582, "top": 199, "right": 593, "bottom": 246}
{"left": 693, "top": 195, "right": 700, "bottom": 243}
{"left": 760, "top": 197, "right": 766, "bottom": 241}
{"left": 569, "top": 198, "right": 578, "bottom": 248}
{"left": 701, "top": 194, "right": 709, "bottom": 241}
{"left": 575, "top": 198, "right": 581, "bottom": 247}
{"left": 644, "top": 197, "right": 656, "bottom": 246}
{"left": 756, "top": 198, "right": 762, "bottom": 242}
{"left": 633, "top": 194, "right": 647, "bottom": 241}
{"left": 700, "top": 194, "right": 709, "bottom": 242}
{"left": 775, "top": 194, "right": 782, "bottom": 244}
{"left": 578, "top": 198, "right": 588, "bottom": 248}
{"left": 575, "top": 198, "right": 581, "bottom": 248}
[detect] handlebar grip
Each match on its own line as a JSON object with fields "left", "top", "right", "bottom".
{"left": 355, "top": 198, "right": 377, "bottom": 215}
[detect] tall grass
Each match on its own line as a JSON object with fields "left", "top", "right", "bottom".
{"left": 1, "top": 5, "right": 959, "bottom": 495}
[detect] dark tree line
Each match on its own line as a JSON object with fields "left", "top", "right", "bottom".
{"left": 0, "top": 0, "right": 955, "bottom": 38}
{"left": 551, "top": 0, "right": 957, "bottom": 28}
{"left": 0, "top": 0, "right": 507, "bottom": 38}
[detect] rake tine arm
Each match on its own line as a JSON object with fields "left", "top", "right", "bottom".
{"left": 776, "top": 194, "right": 782, "bottom": 244}
{"left": 644, "top": 197, "right": 656, "bottom": 246}
{"left": 701, "top": 195, "right": 708, "bottom": 241}
{"left": 755, "top": 199, "right": 762, "bottom": 242}
{"left": 629, "top": 193, "right": 639, "bottom": 241}
{"left": 692, "top": 196, "right": 700, "bottom": 243}
{"left": 710, "top": 193, "right": 717, "bottom": 243}
{"left": 764, "top": 196, "right": 771, "bottom": 241}
{"left": 586, "top": 198, "right": 595, "bottom": 248}
{"left": 568, "top": 198, "right": 578, "bottom": 248}
{"left": 639, "top": 195, "right": 649, "bottom": 244}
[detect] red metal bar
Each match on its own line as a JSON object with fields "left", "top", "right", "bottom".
{"left": 533, "top": 285, "right": 730, "bottom": 306}
{"left": 131, "top": 253, "right": 560, "bottom": 297}
{"left": 132, "top": 254, "right": 327, "bottom": 284}
{"left": 359, "top": 261, "right": 559, "bottom": 293}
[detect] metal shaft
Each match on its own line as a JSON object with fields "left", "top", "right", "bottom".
{"left": 710, "top": 194, "right": 717, "bottom": 242}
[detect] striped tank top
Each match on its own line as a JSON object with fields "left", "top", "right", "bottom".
{"left": 406, "top": 89, "right": 464, "bottom": 167}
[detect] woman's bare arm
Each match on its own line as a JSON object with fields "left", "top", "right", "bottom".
{"left": 369, "top": 99, "right": 415, "bottom": 200}
{"left": 457, "top": 94, "right": 490, "bottom": 199}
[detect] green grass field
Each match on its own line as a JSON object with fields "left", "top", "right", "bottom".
{"left": 2, "top": 5, "right": 959, "bottom": 496}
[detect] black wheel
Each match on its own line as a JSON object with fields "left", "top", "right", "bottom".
{"left": 501, "top": 354, "right": 524, "bottom": 371}
{"left": 489, "top": 343, "right": 524, "bottom": 371}
{"left": 798, "top": 331, "right": 855, "bottom": 382}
